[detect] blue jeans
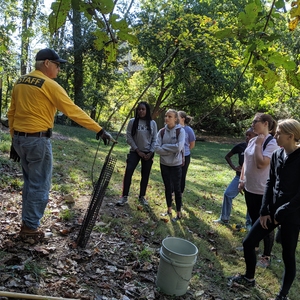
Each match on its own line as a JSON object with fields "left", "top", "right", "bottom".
{"left": 13, "top": 136, "right": 52, "bottom": 229}
{"left": 220, "top": 175, "right": 251, "bottom": 224}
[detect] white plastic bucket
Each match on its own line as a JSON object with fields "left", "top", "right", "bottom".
{"left": 156, "top": 237, "right": 198, "bottom": 296}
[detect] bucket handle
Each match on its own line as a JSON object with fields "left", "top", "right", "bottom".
{"left": 170, "top": 261, "right": 192, "bottom": 282}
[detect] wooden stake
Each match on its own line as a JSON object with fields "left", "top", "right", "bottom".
{"left": 0, "top": 290, "right": 78, "bottom": 300}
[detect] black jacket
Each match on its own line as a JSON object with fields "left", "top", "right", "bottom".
{"left": 260, "top": 147, "right": 300, "bottom": 225}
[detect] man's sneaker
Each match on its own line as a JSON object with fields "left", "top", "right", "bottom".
{"left": 138, "top": 196, "right": 148, "bottom": 206}
{"left": 256, "top": 256, "right": 271, "bottom": 268}
{"left": 213, "top": 218, "right": 229, "bottom": 225}
{"left": 116, "top": 196, "right": 128, "bottom": 206}
{"left": 227, "top": 274, "right": 255, "bottom": 288}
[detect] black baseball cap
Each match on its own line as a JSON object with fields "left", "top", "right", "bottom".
{"left": 35, "top": 48, "right": 67, "bottom": 63}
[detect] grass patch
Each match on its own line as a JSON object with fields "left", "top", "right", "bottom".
{"left": 24, "top": 260, "right": 45, "bottom": 281}
{"left": 0, "top": 124, "right": 296, "bottom": 299}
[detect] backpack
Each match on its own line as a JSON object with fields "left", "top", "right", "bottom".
{"left": 263, "top": 135, "right": 274, "bottom": 151}
{"left": 160, "top": 127, "right": 185, "bottom": 166}
{"left": 160, "top": 127, "right": 181, "bottom": 139}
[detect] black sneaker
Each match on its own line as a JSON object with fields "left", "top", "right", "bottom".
{"left": 116, "top": 196, "right": 128, "bottom": 206}
{"left": 138, "top": 196, "right": 149, "bottom": 206}
{"left": 228, "top": 274, "right": 255, "bottom": 288}
{"left": 171, "top": 215, "right": 182, "bottom": 222}
{"left": 275, "top": 295, "right": 288, "bottom": 300}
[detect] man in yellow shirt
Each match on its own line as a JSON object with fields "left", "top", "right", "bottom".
{"left": 7, "top": 48, "right": 114, "bottom": 237}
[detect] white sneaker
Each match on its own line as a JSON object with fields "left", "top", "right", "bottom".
{"left": 213, "top": 218, "right": 229, "bottom": 224}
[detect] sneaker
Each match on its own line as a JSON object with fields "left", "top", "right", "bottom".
{"left": 160, "top": 211, "right": 172, "bottom": 217}
{"left": 171, "top": 215, "right": 182, "bottom": 222}
{"left": 116, "top": 196, "right": 128, "bottom": 206}
{"left": 256, "top": 256, "right": 271, "bottom": 268}
{"left": 274, "top": 295, "right": 288, "bottom": 300}
{"left": 227, "top": 274, "right": 255, "bottom": 288}
{"left": 138, "top": 196, "right": 148, "bottom": 206}
{"left": 213, "top": 218, "right": 229, "bottom": 224}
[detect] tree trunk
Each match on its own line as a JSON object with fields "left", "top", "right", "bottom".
{"left": 71, "top": 3, "right": 84, "bottom": 108}
{"left": 21, "top": 0, "right": 38, "bottom": 75}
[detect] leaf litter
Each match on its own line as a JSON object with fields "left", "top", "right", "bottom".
{"left": 0, "top": 128, "right": 241, "bottom": 300}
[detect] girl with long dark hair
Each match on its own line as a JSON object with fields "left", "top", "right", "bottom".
{"left": 117, "top": 102, "right": 157, "bottom": 206}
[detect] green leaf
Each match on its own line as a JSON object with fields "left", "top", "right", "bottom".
{"left": 117, "top": 31, "right": 139, "bottom": 45}
{"left": 262, "top": 68, "right": 279, "bottom": 89}
{"left": 214, "top": 28, "right": 234, "bottom": 39}
{"left": 286, "top": 69, "right": 300, "bottom": 90}
{"left": 79, "top": 3, "right": 95, "bottom": 21}
{"left": 104, "top": 43, "right": 117, "bottom": 62}
{"left": 268, "top": 53, "right": 296, "bottom": 69}
{"left": 110, "top": 16, "right": 129, "bottom": 31}
{"left": 49, "top": 0, "right": 71, "bottom": 34}
{"left": 93, "top": 29, "right": 110, "bottom": 50}
{"left": 238, "top": 12, "right": 252, "bottom": 26}
{"left": 275, "top": 0, "right": 285, "bottom": 9}
{"left": 93, "top": 0, "right": 114, "bottom": 14}
{"left": 247, "top": 43, "right": 257, "bottom": 52}
{"left": 245, "top": 2, "right": 262, "bottom": 16}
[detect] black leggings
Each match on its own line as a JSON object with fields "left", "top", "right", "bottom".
{"left": 243, "top": 219, "right": 300, "bottom": 297}
{"left": 160, "top": 164, "right": 182, "bottom": 212}
{"left": 181, "top": 154, "right": 191, "bottom": 194}
{"left": 122, "top": 151, "right": 154, "bottom": 197}
{"left": 244, "top": 189, "right": 274, "bottom": 256}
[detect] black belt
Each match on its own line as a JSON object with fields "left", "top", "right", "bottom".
{"left": 14, "top": 130, "right": 48, "bottom": 137}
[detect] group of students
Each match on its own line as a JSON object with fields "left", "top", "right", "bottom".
{"left": 118, "top": 104, "right": 300, "bottom": 300}
{"left": 116, "top": 102, "right": 196, "bottom": 222}
{"left": 7, "top": 48, "right": 299, "bottom": 300}
{"left": 213, "top": 113, "right": 300, "bottom": 300}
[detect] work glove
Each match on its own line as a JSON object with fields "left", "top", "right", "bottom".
{"left": 96, "top": 129, "right": 116, "bottom": 145}
{"left": 10, "top": 142, "right": 20, "bottom": 162}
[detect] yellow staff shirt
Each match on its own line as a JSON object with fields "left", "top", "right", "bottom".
{"left": 7, "top": 70, "right": 102, "bottom": 137}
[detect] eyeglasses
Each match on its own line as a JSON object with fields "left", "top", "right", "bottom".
{"left": 252, "top": 119, "right": 262, "bottom": 125}
{"left": 50, "top": 60, "right": 60, "bottom": 68}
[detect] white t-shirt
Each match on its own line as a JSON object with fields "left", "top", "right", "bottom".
{"left": 244, "top": 135, "right": 279, "bottom": 195}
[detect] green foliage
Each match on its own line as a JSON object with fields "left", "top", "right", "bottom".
{"left": 214, "top": 0, "right": 296, "bottom": 89}
{"left": 49, "top": 1, "right": 71, "bottom": 36}
{"left": 49, "top": 0, "right": 138, "bottom": 62}
{"left": 59, "top": 208, "right": 74, "bottom": 221}
{"left": 138, "top": 248, "right": 153, "bottom": 262}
